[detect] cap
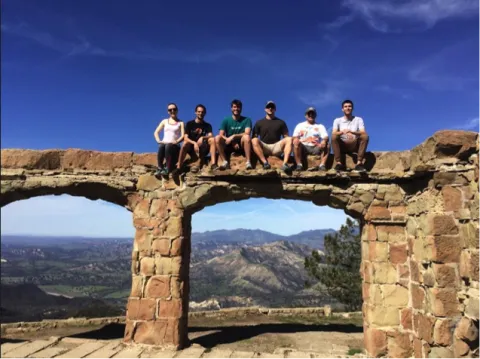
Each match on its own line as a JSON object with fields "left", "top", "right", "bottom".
{"left": 265, "top": 101, "right": 276, "bottom": 108}
{"left": 305, "top": 106, "right": 317, "bottom": 114}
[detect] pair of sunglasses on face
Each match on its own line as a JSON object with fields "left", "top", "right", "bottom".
{"left": 168, "top": 108, "right": 178, "bottom": 113}
{"left": 266, "top": 105, "right": 276, "bottom": 110}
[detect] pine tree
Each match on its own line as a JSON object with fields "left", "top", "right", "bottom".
{"left": 304, "top": 218, "right": 362, "bottom": 311}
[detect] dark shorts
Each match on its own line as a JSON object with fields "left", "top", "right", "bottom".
{"left": 302, "top": 144, "right": 323, "bottom": 155}
{"left": 183, "top": 141, "right": 209, "bottom": 157}
{"left": 225, "top": 138, "right": 244, "bottom": 155}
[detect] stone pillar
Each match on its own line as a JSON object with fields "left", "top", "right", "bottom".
{"left": 124, "top": 195, "right": 190, "bottom": 349}
{"left": 362, "top": 187, "right": 412, "bottom": 358}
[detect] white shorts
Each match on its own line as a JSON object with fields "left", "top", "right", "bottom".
{"left": 261, "top": 140, "right": 284, "bottom": 156}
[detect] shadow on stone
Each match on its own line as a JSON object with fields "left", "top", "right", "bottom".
{"left": 70, "top": 323, "right": 125, "bottom": 340}
{"left": 189, "top": 323, "right": 362, "bottom": 348}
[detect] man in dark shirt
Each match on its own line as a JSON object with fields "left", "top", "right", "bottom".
{"left": 252, "top": 101, "right": 292, "bottom": 172}
{"left": 177, "top": 104, "right": 217, "bottom": 171}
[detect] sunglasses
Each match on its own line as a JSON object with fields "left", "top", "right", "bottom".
{"left": 168, "top": 108, "right": 178, "bottom": 112}
{"left": 307, "top": 112, "right": 316, "bottom": 117}
{"left": 266, "top": 105, "right": 276, "bottom": 110}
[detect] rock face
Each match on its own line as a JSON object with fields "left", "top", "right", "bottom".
{"left": 1, "top": 130, "right": 479, "bottom": 357}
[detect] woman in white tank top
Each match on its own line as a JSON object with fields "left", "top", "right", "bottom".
{"left": 153, "top": 103, "right": 185, "bottom": 176}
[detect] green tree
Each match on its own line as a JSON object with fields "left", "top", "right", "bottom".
{"left": 304, "top": 218, "right": 362, "bottom": 311}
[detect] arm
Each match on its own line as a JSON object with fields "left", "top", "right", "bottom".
{"left": 332, "top": 119, "right": 343, "bottom": 136}
{"left": 350, "top": 118, "right": 366, "bottom": 135}
{"left": 230, "top": 127, "right": 250, "bottom": 139}
{"left": 153, "top": 120, "right": 165, "bottom": 143}
{"left": 203, "top": 124, "right": 214, "bottom": 139}
{"left": 282, "top": 122, "right": 290, "bottom": 138}
{"left": 175, "top": 122, "right": 185, "bottom": 144}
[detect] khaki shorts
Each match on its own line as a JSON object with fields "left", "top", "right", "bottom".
{"left": 261, "top": 140, "right": 284, "bottom": 156}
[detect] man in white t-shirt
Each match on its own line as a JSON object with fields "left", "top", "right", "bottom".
{"left": 292, "top": 107, "right": 329, "bottom": 171}
{"left": 331, "top": 99, "right": 369, "bottom": 172}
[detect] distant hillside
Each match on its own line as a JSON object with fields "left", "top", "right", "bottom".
{"left": 0, "top": 283, "right": 123, "bottom": 323}
{"left": 190, "top": 240, "right": 330, "bottom": 309}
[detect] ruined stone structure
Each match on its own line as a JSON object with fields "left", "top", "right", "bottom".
{"left": 1, "top": 130, "right": 478, "bottom": 358}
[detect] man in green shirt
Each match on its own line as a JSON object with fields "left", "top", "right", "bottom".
{"left": 215, "top": 99, "right": 253, "bottom": 170}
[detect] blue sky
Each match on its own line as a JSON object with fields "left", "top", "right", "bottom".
{"left": 1, "top": 0, "right": 478, "bottom": 237}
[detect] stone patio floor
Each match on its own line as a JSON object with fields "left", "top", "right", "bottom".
{"left": 1, "top": 337, "right": 366, "bottom": 358}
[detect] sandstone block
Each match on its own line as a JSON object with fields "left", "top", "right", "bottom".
{"left": 366, "top": 206, "right": 391, "bottom": 221}
{"left": 145, "top": 275, "right": 171, "bottom": 298}
{"left": 369, "top": 241, "right": 388, "bottom": 262}
{"left": 164, "top": 216, "right": 183, "bottom": 237}
{"left": 137, "top": 174, "right": 162, "bottom": 191}
{"left": 390, "top": 243, "right": 408, "bottom": 264}
{"left": 465, "top": 289, "right": 479, "bottom": 319}
{"left": 364, "top": 327, "right": 387, "bottom": 357}
{"left": 383, "top": 285, "right": 409, "bottom": 307}
{"left": 428, "top": 347, "right": 453, "bottom": 358}
{"left": 455, "top": 317, "right": 479, "bottom": 343}
{"left": 411, "top": 283, "right": 426, "bottom": 310}
{"left": 152, "top": 238, "right": 171, "bottom": 255}
{"left": 127, "top": 298, "right": 156, "bottom": 320}
{"left": 453, "top": 338, "right": 470, "bottom": 357}
{"left": 158, "top": 299, "right": 183, "bottom": 318}
{"left": 442, "top": 186, "right": 463, "bottom": 213}
{"left": 367, "top": 224, "right": 377, "bottom": 241}
{"left": 376, "top": 225, "right": 405, "bottom": 242}
{"left": 359, "top": 191, "right": 375, "bottom": 206}
{"left": 410, "top": 259, "right": 420, "bottom": 282}
{"left": 130, "top": 275, "right": 144, "bottom": 297}
{"left": 171, "top": 277, "right": 186, "bottom": 299}
{"left": 397, "top": 264, "right": 410, "bottom": 287}
{"left": 413, "top": 338, "right": 422, "bottom": 358}
{"left": 423, "top": 266, "right": 436, "bottom": 287}
{"left": 123, "top": 320, "right": 135, "bottom": 342}
{"left": 433, "top": 263, "right": 459, "bottom": 288}
{"left": 414, "top": 313, "right": 435, "bottom": 344}
{"left": 401, "top": 308, "right": 413, "bottom": 330}
{"left": 346, "top": 201, "right": 365, "bottom": 216}
{"left": 434, "top": 319, "right": 454, "bottom": 346}
{"left": 426, "top": 214, "right": 459, "bottom": 236}
{"left": 460, "top": 222, "right": 479, "bottom": 249}
{"left": 150, "top": 199, "right": 168, "bottom": 218}
{"left": 373, "top": 262, "right": 397, "bottom": 284}
{"left": 170, "top": 237, "right": 184, "bottom": 256}
{"left": 361, "top": 261, "right": 373, "bottom": 283}
{"left": 167, "top": 200, "right": 182, "bottom": 217}
{"left": 134, "top": 320, "right": 166, "bottom": 346}
{"left": 432, "top": 235, "right": 463, "bottom": 263}
{"left": 134, "top": 229, "right": 153, "bottom": 254}
{"left": 140, "top": 257, "right": 155, "bottom": 276}
{"left": 367, "top": 305, "right": 400, "bottom": 326}
{"left": 428, "top": 288, "right": 460, "bottom": 317}
{"left": 133, "top": 199, "right": 151, "bottom": 219}
{"left": 387, "top": 331, "right": 412, "bottom": 358}
{"left": 390, "top": 206, "right": 407, "bottom": 221}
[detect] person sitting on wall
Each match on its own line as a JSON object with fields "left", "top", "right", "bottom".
{"left": 176, "top": 104, "right": 217, "bottom": 172}
{"left": 153, "top": 103, "right": 185, "bottom": 176}
{"left": 251, "top": 101, "right": 292, "bottom": 173}
{"left": 215, "top": 99, "right": 253, "bottom": 170}
{"left": 292, "top": 107, "right": 329, "bottom": 171}
{"left": 331, "top": 100, "right": 369, "bottom": 173}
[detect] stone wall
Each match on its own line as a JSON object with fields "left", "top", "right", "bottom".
{"left": 1, "top": 130, "right": 478, "bottom": 357}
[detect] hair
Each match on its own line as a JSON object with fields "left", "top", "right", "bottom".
{"left": 167, "top": 102, "right": 178, "bottom": 109}
{"left": 195, "top": 104, "right": 207, "bottom": 113}
{"left": 231, "top": 99, "right": 243, "bottom": 108}
{"left": 342, "top": 99, "right": 354, "bottom": 108}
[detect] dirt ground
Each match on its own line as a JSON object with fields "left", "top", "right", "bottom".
{"left": 1, "top": 314, "right": 364, "bottom": 355}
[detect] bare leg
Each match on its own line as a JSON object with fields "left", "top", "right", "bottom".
{"left": 293, "top": 138, "right": 302, "bottom": 165}
{"left": 207, "top": 137, "right": 216, "bottom": 165}
{"left": 177, "top": 143, "right": 191, "bottom": 169}
{"left": 320, "top": 143, "right": 330, "bottom": 166}
{"left": 282, "top": 137, "right": 293, "bottom": 165}
{"left": 241, "top": 134, "right": 252, "bottom": 163}
{"left": 215, "top": 135, "right": 227, "bottom": 164}
{"left": 252, "top": 138, "right": 266, "bottom": 163}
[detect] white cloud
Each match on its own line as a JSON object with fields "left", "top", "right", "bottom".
{"left": 408, "top": 40, "right": 478, "bottom": 91}
{"left": 325, "top": 0, "right": 479, "bottom": 33}
{"left": 193, "top": 199, "right": 347, "bottom": 235}
{"left": 374, "top": 85, "right": 413, "bottom": 100}
{"left": 1, "top": 195, "right": 134, "bottom": 238}
{"left": 1, "top": 22, "right": 267, "bottom": 64}
{"left": 298, "top": 79, "right": 350, "bottom": 108}
{"left": 456, "top": 118, "right": 479, "bottom": 131}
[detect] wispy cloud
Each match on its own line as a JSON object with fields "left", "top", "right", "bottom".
{"left": 324, "top": 0, "right": 479, "bottom": 33}
{"left": 297, "top": 79, "right": 349, "bottom": 107}
{"left": 374, "top": 85, "right": 413, "bottom": 100}
{"left": 1, "top": 22, "right": 267, "bottom": 64}
{"left": 408, "top": 40, "right": 478, "bottom": 91}
{"left": 456, "top": 118, "right": 479, "bottom": 131}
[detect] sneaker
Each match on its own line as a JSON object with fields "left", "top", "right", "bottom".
{"left": 281, "top": 164, "right": 291, "bottom": 173}
{"left": 155, "top": 168, "right": 163, "bottom": 177}
{"left": 334, "top": 163, "right": 345, "bottom": 171}
{"left": 246, "top": 162, "right": 253, "bottom": 170}
{"left": 263, "top": 162, "right": 271, "bottom": 170}
{"left": 355, "top": 164, "right": 367, "bottom": 172}
{"left": 210, "top": 164, "right": 219, "bottom": 170}
{"left": 318, "top": 164, "right": 326, "bottom": 171}
{"left": 295, "top": 164, "right": 303, "bottom": 172}
{"left": 219, "top": 161, "right": 230, "bottom": 170}
{"left": 190, "top": 166, "right": 200, "bottom": 173}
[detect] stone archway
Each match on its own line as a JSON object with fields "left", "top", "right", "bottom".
{"left": 1, "top": 131, "right": 478, "bottom": 358}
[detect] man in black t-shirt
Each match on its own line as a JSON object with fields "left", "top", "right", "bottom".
{"left": 252, "top": 101, "right": 292, "bottom": 172}
{"left": 177, "top": 104, "right": 217, "bottom": 171}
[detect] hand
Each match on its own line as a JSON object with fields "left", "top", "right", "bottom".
{"left": 342, "top": 129, "right": 350, "bottom": 135}
{"left": 318, "top": 141, "right": 326, "bottom": 149}
{"left": 156, "top": 140, "right": 163, "bottom": 144}
{"left": 226, "top": 136, "right": 234, "bottom": 145}
{"left": 193, "top": 142, "right": 200, "bottom": 154}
